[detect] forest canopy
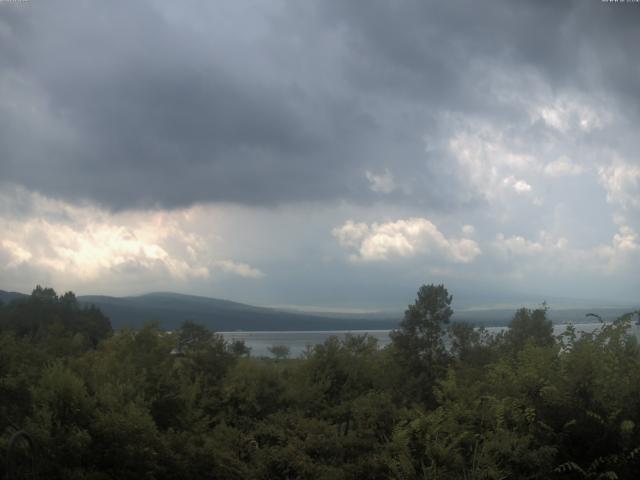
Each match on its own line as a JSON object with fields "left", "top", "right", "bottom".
{"left": 1, "top": 285, "right": 640, "bottom": 479}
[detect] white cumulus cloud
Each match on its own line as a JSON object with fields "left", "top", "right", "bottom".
{"left": 448, "top": 125, "right": 537, "bottom": 201}
{"left": 0, "top": 187, "right": 265, "bottom": 292}
{"left": 332, "top": 217, "right": 481, "bottom": 263}
{"left": 598, "top": 159, "right": 640, "bottom": 211}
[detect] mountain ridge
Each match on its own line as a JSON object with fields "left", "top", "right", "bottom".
{"left": 71, "top": 291, "right": 399, "bottom": 331}
{"left": 1, "top": 289, "right": 637, "bottom": 331}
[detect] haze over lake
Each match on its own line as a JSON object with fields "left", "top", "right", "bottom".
{"left": 221, "top": 322, "right": 640, "bottom": 357}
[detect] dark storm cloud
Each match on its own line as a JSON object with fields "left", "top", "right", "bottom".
{"left": 318, "top": 0, "right": 640, "bottom": 113}
{"left": 0, "top": 0, "right": 638, "bottom": 210}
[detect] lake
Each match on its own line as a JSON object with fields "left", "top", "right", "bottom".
{"left": 221, "top": 322, "right": 640, "bottom": 358}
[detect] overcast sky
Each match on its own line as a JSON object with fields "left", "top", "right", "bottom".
{"left": 1, "top": 0, "right": 639, "bottom": 310}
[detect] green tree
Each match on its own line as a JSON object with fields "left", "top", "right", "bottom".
{"left": 223, "top": 359, "right": 288, "bottom": 421}
{"left": 26, "top": 362, "right": 94, "bottom": 477}
{"left": 505, "top": 305, "right": 553, "bottom": 352}
{"left": 268, "top": 344, "right": 291, "bottom": 360}
{"left": 390, "top": 284, "right": 453, "bottom": 405}
{"left": 0, "top": 286, "right": 111, "bottom": 346}
{"left": 229, "top": 339, "right": 251, "bottom": 357}
{"left": 177, "top": 320, "right": 215, "bottom": 352}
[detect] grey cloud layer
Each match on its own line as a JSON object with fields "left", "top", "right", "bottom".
{"left": 2, "top": 0, "right": 638, "bottom": 210}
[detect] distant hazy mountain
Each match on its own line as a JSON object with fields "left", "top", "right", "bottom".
{"left": 0, "top": 290, "right": 27, "bottom": 305}
{"left": 76, "top": 292, "right": 400, "bottom": 331}
{"left": 452, "top": 307, "right": 638, "bottom": 327}
{"left": 1, "top": 289, "right": 636, "bottom": 331}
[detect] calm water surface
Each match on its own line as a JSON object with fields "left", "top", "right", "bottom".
{"left": 221, "top": 323, "right": 640, "bottom": 358}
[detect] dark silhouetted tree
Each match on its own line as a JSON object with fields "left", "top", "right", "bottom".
{"left": 506, "top": 304, "right": 553, "bottom": 352}
{"left": 390, "top": 284, "right": 453, "bottom": 405}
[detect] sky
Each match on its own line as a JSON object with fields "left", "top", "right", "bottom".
{"left": 0, "top": 0, "right": 639, "bottom": 310}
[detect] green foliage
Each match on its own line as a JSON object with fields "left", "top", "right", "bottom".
{"left": 229, "top": 339, "right": 251, "bottom": 357}
{"left": 390, "top": 284, "right": 453, "bottom": 405}
{"left": 1, "top": 285, "right": 639, "bottom": 479}
{"left": 0, "top": 285, "right": 112, "bottom": 346}
{"left": 504, "top": 304, "right": 554, "bottom": 352}
{"left": 26, "top": 361, "right": 94, "bottom": 477}
{"left": 223, "top": 359, "right": 289, "bottom": 421}
{"left": 268, "top": 344, "right": 291, "bottom": 360}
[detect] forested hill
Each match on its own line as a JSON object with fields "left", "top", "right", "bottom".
{"left": 2, "top": 289, "right": 398, "bottom": 331}
{"left": 66, "top": 292, "right": 400, "bottom": 331}
{"left": 0, "top": 289, "right": 27, "bottom": 305}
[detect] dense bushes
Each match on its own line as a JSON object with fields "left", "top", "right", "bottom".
{"left": 1, "top": 285, "right": 639, "bottom": 479}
